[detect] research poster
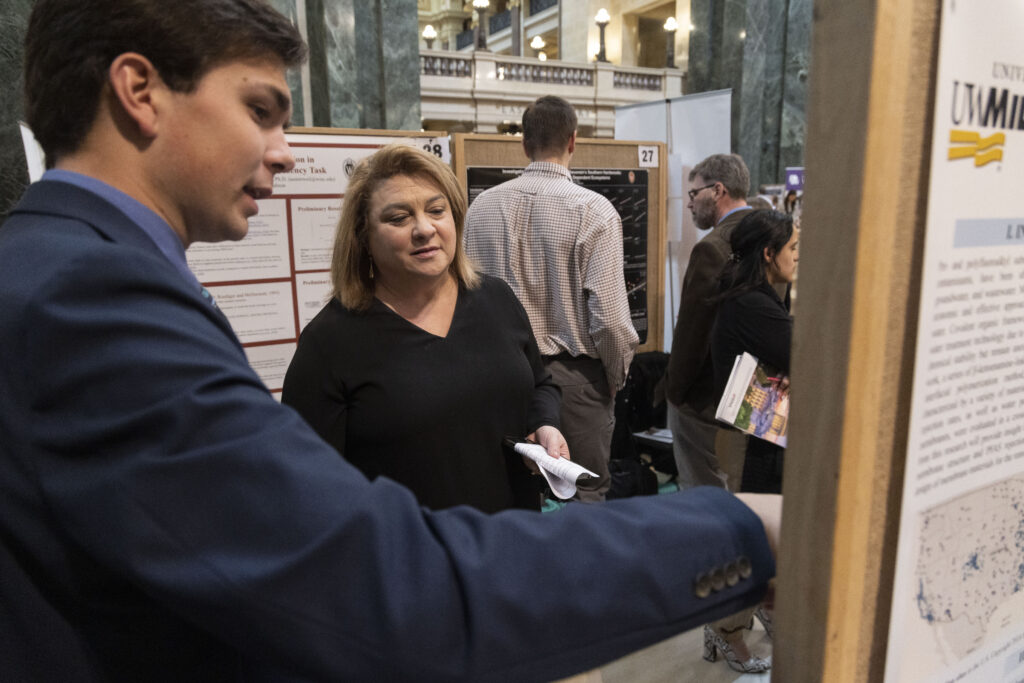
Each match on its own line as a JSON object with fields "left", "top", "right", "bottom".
{"left": 465, "top": 167, "right": 650, "bottom": 345}
{"left": 186, "top": 132, "right": 450, "bottom": 393}
{"left": 885, "top": 2, "right": 1024, "bottom": 681}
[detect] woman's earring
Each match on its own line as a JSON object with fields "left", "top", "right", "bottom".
{"left": 368, "top": 256, "right": 374, "bottom": 280}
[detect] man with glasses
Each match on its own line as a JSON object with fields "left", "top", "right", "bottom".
{"left": 665, "top": 154, "right": 754, "bottom": 492}
{"left": 663, "top": 154, "right": 770, "bottom": 669}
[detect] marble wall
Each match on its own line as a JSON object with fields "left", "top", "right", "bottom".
{"left": 1, "top": 0, "right": 33, "bottom": 222}
{"left": 305, "top": 0, "right": 421, "bottom": 129}
{"left": 267, "top": 0, "right": 307, "bottom": 127}
{"left": 687, "top": 0, "right": 811, "bottom": 190}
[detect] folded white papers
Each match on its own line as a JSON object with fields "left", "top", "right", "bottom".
{"left": 512, "top": 441, "right": 598, "bottom": 500}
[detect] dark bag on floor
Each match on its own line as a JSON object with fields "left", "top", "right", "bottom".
{"left": 606, "top": 457, "right": 659, "bottom": 499}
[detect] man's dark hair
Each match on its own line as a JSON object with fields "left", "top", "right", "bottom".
{"left": 522, "top": 96, "right": 577, "bottom": 160}
{"left": 24, "top": 0, "right": 308, "bottom": 165}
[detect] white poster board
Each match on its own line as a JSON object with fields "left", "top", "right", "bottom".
{"left": 885, "top": 2, "right": 1024, "bottom": 681}
{"left": 615, "top": 90, "right": 731, "bottom": 350}
{"left": 186, "top": 131, "right": 449, "bottom": 394}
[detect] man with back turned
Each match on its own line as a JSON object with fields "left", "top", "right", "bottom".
{"left": 465, "top": 95, "right": 639, "bottom": 502}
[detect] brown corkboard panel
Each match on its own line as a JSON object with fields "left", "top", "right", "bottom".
{"left": 452, "top": 133, "right": 667, "bottom": 353}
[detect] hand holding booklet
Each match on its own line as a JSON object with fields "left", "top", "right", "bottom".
{"left": 715, "top": 352, "right": 790, "bottom": 447}
{"left": 504, "top": 437, "right": 598, "bottom": 500}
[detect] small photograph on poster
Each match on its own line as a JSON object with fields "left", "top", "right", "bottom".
{"left": 187, "top": 199, "right": 290, "bottom": 282}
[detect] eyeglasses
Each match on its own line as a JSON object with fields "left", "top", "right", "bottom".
{"left": 687, "top": 183, "right": 717, "bottom": 201}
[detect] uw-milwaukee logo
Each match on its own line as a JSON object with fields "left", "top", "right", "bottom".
{"left": 947, "top": 80, "right": 1020, "bottom": 166}
{"left": 948, "top": 130, "right": 1004, "bottom": 166}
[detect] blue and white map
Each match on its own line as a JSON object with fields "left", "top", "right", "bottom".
{"left": 914, "top": 476, "right": 1024, "bottom": 663}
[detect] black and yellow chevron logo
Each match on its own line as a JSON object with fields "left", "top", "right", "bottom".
{"left": 948, "top": 130, "right": 1004, "bottom": 166}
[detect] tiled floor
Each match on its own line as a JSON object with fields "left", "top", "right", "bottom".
{"left": 557, "top": 622, "right": 773, "bottom": 683}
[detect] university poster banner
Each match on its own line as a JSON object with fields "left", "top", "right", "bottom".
{"left": 885, "top": 1, "right": 1024, "bottom": 680}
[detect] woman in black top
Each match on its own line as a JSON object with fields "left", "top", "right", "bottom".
{"left": 282, "top": 145, "right": 568, "bottom": 513}
{"left": 710, "top": 210, "right": 798, "bottom": 494}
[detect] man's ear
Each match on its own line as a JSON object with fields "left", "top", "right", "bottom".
{"left": 107, "top": 53, "right": 163, "bottom": 139}
{"left": 567, "top": 130, "right": 577, "bottom": 155}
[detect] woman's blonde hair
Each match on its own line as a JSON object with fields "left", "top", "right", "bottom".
{"left": 331, "top": 143, "right": 479, "bottom": 310}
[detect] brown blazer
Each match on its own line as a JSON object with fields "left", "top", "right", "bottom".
{"left": 664, "top": 207, "right": 752, "bottom": 417}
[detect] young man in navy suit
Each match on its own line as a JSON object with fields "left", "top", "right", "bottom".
{"left": 0, "top": 1, "right": 780, "bottom": 680}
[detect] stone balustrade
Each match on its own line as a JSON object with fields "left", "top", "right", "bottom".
{"left": 419, "top": 49, "right": 684, "bottom": 137}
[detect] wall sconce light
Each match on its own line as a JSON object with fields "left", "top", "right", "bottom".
{"left": 594, "top": 8, "right": 610, "bottom": 63}
{"left": 530, "top": 34, "right": 545, "bottom": 58}
{"left": 422, "top": 24, "right": 437, "bottom": 50}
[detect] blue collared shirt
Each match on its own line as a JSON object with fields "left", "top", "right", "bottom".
{"left": 41, "top": 169, "right": 200, "bottom": 289}
{"left": 718, "top": 205, "right": 752, "bottom": 225}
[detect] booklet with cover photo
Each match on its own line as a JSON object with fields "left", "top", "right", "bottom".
{"left": 715, "top": 352, "right": 789, "bottom": 447}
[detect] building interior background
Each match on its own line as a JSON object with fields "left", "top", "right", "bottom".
{"left": 0, "top": 0, "right": 811, "bottom": 219}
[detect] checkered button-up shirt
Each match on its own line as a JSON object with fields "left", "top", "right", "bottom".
{"left": 464, "top": 162, "right": 638, "bottom": 390}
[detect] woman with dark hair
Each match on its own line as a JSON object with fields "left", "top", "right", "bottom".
{"left": 710, "top": 209, "right": 797, "bottom": 494}
{"left": 783, "top": 190, "right": 799, "bottom": 215}
{"left": 282, "top": 144, "right": 568, "bottom": 513}
{"left": 699, "top": 210, "right": 795, "bottom": 673}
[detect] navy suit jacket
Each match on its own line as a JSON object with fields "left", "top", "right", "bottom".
{"left": 0, "top": 179, "right": 773, "bottom": 682}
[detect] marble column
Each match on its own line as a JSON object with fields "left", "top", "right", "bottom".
{"left": 305, "top": 0, "right": 420, "bottom": 130}
{"left": 266, "top": 0, "right": 307, "bottom": 127}
{"left": 737, "top": 0, "right": 789, "bottom": 190}
{"left": 687, "top": 0, "right": 811, "bottom": 190}
{"left": 780, "top": 0, "right": 812, "bottom": 175}
{"left": 1, "top": 0, "right": 34, "bottom": 222}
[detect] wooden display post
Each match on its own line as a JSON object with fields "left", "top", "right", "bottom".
{"left": 779, "top": 1, "right": 1024, "bottom": 681}
{"left": 451, "top": 133, "right": 667, "bottom": 353}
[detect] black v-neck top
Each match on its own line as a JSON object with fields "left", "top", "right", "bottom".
{"left": 282, "top": 275, "right": 560, "bottom": 512}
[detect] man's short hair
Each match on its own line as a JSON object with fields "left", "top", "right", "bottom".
{"left": 25, "top": 0, "right": 307, "bottom": 165}
{"left": 522, "top": 96, "right": 577, "bottom": 160}
{"left": 689, "top": 154, "right": 750, "bottom": 200}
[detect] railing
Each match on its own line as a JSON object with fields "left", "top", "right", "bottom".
{"left": 420, "top": 54, "right": 473, "bottom": 77}
{"left": 495, "top": 61, "right": 594, "bottom": 87}
{"left": 529, "top": 0, "right": 557, "bottom": 15}
{"left": 613, "top": 70, "right": 663, "bottom": 91}
{"left": 420, "top": 50, "right": 684, "bottom": 138}
{"left": 489, "top": 9, "right": 511, "bottom": 34}
{"left": 455, "top": 29, "right": 474, "bottom": 50}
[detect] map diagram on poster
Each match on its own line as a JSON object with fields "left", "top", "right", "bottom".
{"left": 912, "top": 476, "right": 1024, "bottom": 665}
